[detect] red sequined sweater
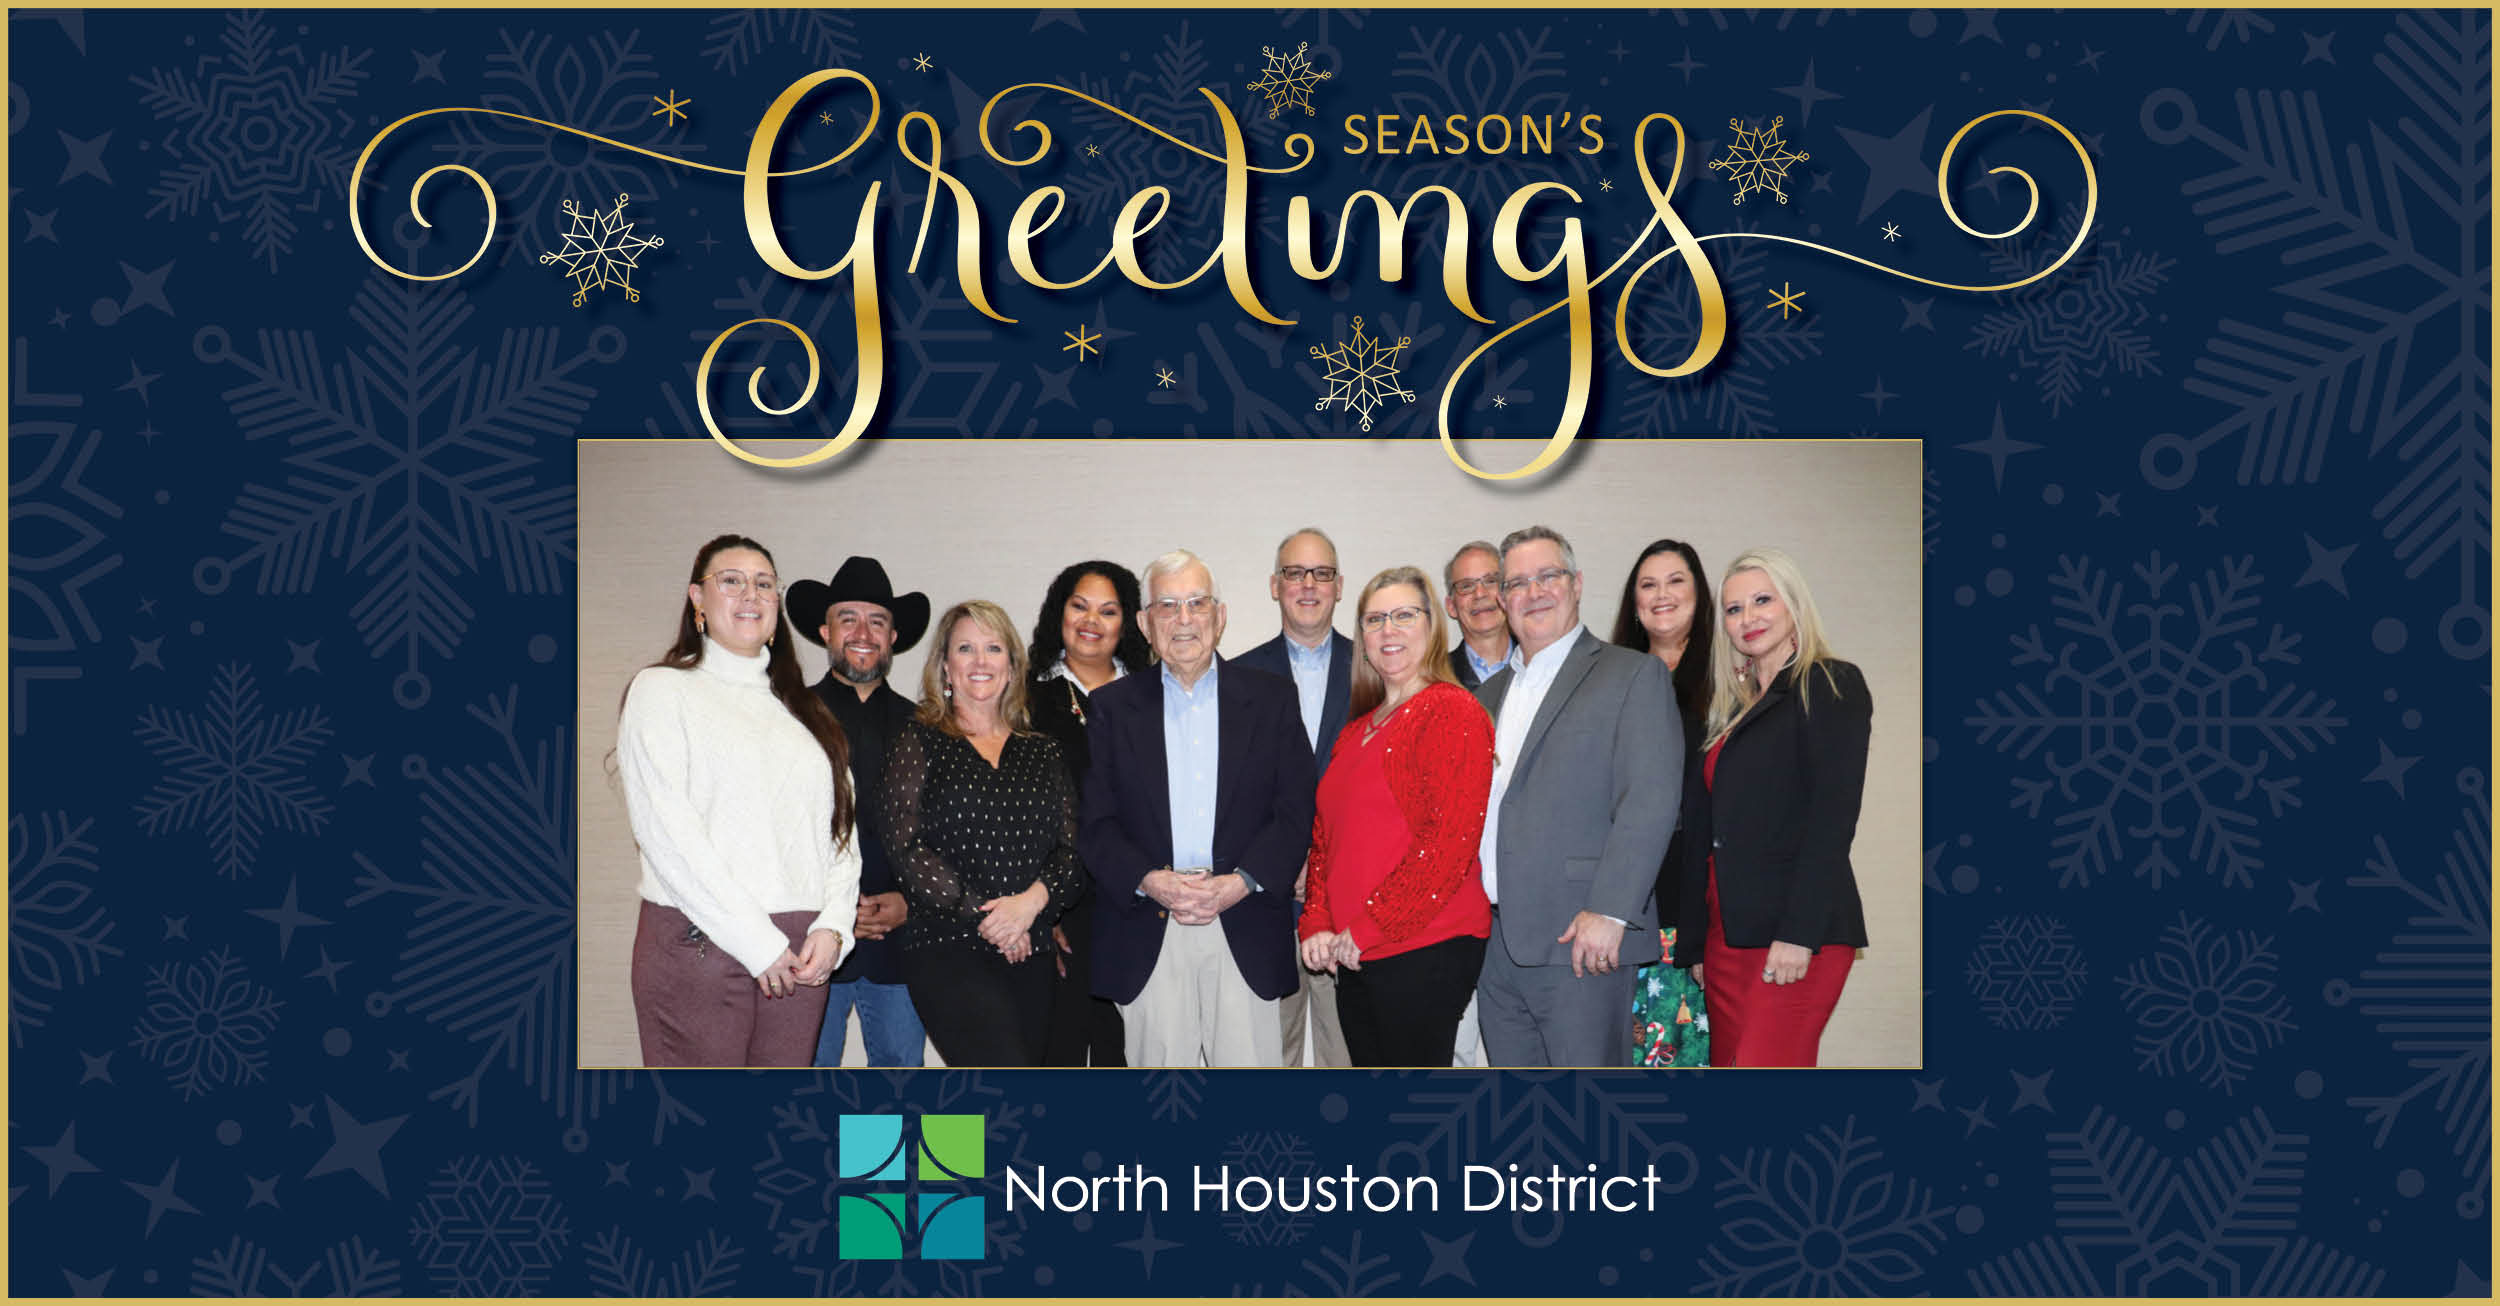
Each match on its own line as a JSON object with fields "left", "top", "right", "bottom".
{"left": 1299, "top": 681, "right": 1496, "bottom": 959}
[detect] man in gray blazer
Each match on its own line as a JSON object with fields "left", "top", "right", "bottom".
{"left": 1472, "top": 525, "right": 1681, "bottom": 1066}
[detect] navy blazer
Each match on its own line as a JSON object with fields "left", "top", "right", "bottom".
{"left": 1235, "top": 630, "right": 1353, "bottom": 779}
{"left": 1077, "top": 658, "right": 1317, "bottom": 1004}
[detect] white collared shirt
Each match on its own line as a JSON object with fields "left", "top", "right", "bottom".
{"left": 1477, "top": 625, "right": 1587, "bottom": 905}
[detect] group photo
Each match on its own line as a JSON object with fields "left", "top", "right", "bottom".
{"left": 577, "top": 438, "right": 1923, "bottom": 1071}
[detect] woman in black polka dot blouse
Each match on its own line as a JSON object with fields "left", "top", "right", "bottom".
{"left": 881, "top": 599, "right": 1084, "bottom": 1066}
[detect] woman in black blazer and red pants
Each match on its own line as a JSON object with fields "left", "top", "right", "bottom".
{"left": 1674, "top": 547, "right": 1871, "bottom": 1067}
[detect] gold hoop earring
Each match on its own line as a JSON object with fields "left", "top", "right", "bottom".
{"left": 695, "top": 612, "right": 707, "bottom": 634}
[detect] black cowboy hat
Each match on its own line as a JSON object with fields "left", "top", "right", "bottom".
{"left": 785, "top": 557, "right": 931, "bottom": 654}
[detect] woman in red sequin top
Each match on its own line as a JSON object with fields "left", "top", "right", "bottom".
{"left": 1298, "top": 566, "right": 1496, "bottom": 1067}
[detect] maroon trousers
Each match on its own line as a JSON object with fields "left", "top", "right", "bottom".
{"left": 631, "top": 902, "right": 828, "bottom": 1068}
{"left": 1701, "top": 867, "right": 1855, "bottom": 1068}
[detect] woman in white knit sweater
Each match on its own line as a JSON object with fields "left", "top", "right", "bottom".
{"left": 617, "top": 534, "right": 863, "bottom": 1067}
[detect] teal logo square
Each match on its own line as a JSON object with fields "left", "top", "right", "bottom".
{"left": 835, "top": 1114, "right": 986, "bottom": 1260}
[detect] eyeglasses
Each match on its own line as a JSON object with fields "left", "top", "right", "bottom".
{"left": 1448, "top": 576, "right": 1500, "bottom": 598}
{"left": 1500, "top": 568, "right": 1573, "bottom": 596}
{"left": 702, "top": 569, "right": 780, "bottom": 599}
{"left": 1360, "top": 606, "right": 1429, "bottom": 633}
{"left": 1151, "top": 594, "right": 1216, "bottom": 619}
{"left": 1276, "top": 565, "right": 1339, "bottom": 584}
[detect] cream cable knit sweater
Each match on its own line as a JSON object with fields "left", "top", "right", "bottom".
{"left": 617, "top": 638, "right": 860, "bottom": 976}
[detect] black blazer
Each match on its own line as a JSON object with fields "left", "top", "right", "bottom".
{"left": 1674, "top": 659, "right": 1872, "bottom": 964}
{"left": 813, "top": 676, "right": 918, "bottom": 984}
{"left": 1234, "top": 631, "right": 1353, "bottom": 779}
{"left": 1078, "top": 658, "right": 1316, "bottom": 1004}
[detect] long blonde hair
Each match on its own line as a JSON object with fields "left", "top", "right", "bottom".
{"left": 1347, "top": 566, "right": 1462, "bottom": 719}
{"left": 1704, "top": 548, "right": 1844, "bottom": 748}
{"left": 915, "top": 600, "right": 1035, "bottom": 736}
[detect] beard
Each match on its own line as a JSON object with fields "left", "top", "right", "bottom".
{"left": 836, "top": 651, "right": 892, "bottom": 686}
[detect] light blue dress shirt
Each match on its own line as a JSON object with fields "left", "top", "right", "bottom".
{"left": 1161, "top": 659, "right": 1222, "bottom": 872}
{"left": 1285, "top": 634, "right": 1332, "bottom": 752}
{"left": 1462, "top": 636, "right": 1513, "bottom": 686}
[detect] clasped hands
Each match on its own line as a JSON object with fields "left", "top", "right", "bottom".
{"left": 1299, "top": 930, "right": 1362, "bottom": 973}
{"left": 1140, "top": 867, "right": 1249, "bottom": 925}
{"left": 756, "top": 927, "right": 847, "bottom": 998}
{"left": 975, "top": 881, "right": 1051, "bottom": 963}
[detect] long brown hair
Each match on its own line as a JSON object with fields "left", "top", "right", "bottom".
{"left": 629, "top": 533, "right": 854, "bottom": 847}
{"left": 915, "top": 600, "right": 1036, "bottom": 737}
{"left": 1347, "top": 566, "right": 1463, "bottom": 720}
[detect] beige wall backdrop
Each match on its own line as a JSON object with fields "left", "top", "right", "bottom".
{"left": 579, "top": 438, "right": 1923, "bottom": 1069}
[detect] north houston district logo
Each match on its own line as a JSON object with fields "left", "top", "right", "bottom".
{"left": 836, "top": 1114, "right": 986, "bottom": 1259}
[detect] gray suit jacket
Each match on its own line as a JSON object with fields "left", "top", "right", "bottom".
{"left": 1476, "top": 631, "right": 1681, "bottom": 967}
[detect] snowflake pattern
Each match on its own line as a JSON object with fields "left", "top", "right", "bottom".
{"left": 1309, "top": 316, "right": 1416, "bottom": 432}
{"left": 700, "top": 9, "right": 855, "bottom": 74}
{"left": 129, "top": 946, "right": 282, "bottom": 1098}
{"left": 196, "top": 274, "right": 594, "bottom": 709}
{"left": 1296, "top": 1231, "right": 1401, "bottom": 1296}
{"left": 1376, "top": 27, "right": 1593, "bottom": 221}
{"left": 1968, "top": 1108, "right": 2383, "bottom": 1294}
{"left": 1145, "top": 1068, "right": 1205, "bottom": 1122}
{"left": 1221, "top": 1132, "right": 1315, "bottom": 1246}
{"left": 11, "top": 344, "right": 120, "bottom": 734}
{"left": 191, "top": 1235, "right": 402, "bottom": 1297}
{"left": 410, "top": 1156, "right": 571, "bottom": 1295}
{"left": 1966, "top": 553, "right": 2345, "bottom": 890}
{"left": 1381, "top": 1071, "right": 1691, "bottom": 1244}
{"left": 2116, "top": 913, "right": 2295, "bottom": 1094}
{"left": 583, "top": 1227, "right": 742, "bottom": 1297}
{"left": 1966, "top": 207, "right": 2174, "bottom": 417}
{"left": 2342, "top": 770, "right": 2492, "bottom": 1217}
{"left": 1246, "top": 41, "right": 1331, "bottom": 118}
{"left": 1697, "top": 1117, "right": 1953, "bottom": 1294}
{"left": 10, "top": 812, "right": 122, "bottom": 1044}
{"left": 1965, "top": 915, "right": 2087, "bottom": 1030}
{"left": 2144, "top": 14, "right": 2490, "bottom": 659}
{"left": 1617, "top": 220, "right": 1824, "bottom": 435}
{"left": 1709, "top": 115, "right": 1811, "bottom": 204}
{"left": 539, "top": 193, "right": 665, "bottom": 306}
{"left": 130, "top": 10, "right": 371, "bottom": 270}
{"left": 133, "top": 661, "right": 333, "bottom": 879}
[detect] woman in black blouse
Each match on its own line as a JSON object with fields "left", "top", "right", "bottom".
{"left": 883, "top": 599, "right": 1083, "bottom": 1067}
{"left": 1026, "top": 561, "right": 1155, "bottom": 1066}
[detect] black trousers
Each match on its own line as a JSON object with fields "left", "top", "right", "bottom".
{"left": 904, "top": 943, "right": 1054, "bottom": 1068}
{"left": 1334, "top": 933, "right": 1488, "bottom": 1068}
{"left": 1040, "top": 895, "right": 1127, "bottom": 1066}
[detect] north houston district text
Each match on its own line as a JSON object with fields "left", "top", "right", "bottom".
{"left": 1006, "top": 1162, "right": 1678, "bottom": 1215}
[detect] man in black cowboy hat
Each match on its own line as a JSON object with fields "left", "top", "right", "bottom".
{"left": 788, "top": 557, "right": 933, "bottom": 1068}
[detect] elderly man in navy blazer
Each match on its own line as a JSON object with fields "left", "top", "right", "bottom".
{"left": 1234, "top": 526, "right": 1354, "bottom": 1068}
{"left": 1080, "top": 549, "right": 1317, "bottom": 1067}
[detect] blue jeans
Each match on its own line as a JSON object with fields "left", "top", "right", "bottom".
{"left": 814, "top": 979, "right": 927, "bottom": 1067}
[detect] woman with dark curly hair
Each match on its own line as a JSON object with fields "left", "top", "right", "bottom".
{"left": 1026, "top": 561, "right": 1155, "bottom": 1065}
{"left": 617, "top": 534, "right": 860, "bottom": 1067}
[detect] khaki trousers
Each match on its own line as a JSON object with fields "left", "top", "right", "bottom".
{"left": 1119, "top": 917, "right": 1283, "bottom": 1068}
{"left": 1280, "top": 965, "right": 1351, "bottom": 1067}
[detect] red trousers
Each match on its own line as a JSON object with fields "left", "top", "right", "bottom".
{"left": 1702, "top": 868, "right": 1854, "bottom": 1067}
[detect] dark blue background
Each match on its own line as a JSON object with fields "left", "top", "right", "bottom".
{"left": 9, "top": 7, "right": 2488, "bottom": 1295}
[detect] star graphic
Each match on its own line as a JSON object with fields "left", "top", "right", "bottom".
{"left": 48, "top": 306, "right": 70, "bottom": 328}
{"left": 912, "top": 52, "right": 934, "bottom": 72}
{"left": 1420, "top": 1230, "right": 1477, "bottom": 1286}
{"left": 1606, "top": 41, "right": 1632, "bottom": 62}
{"left": 78, "top": 1050, "right": 114, "bottom": 1084}
{"left": 25, "top": 1123, "right": 101, "bottom": 1195}
{"left": 1961, "top": 9, "right": 2003, "bottom": 44}
{"left": 1910, "top": 1077, "right": 1946, "bottom": 1111}
{"left": 1033, "top": 364, "right": 1079, "bottom": 409}
{"left": 343, "top": 753, "right": 376, "bottom": 787}
{"left": 306, "top": 1097, "right": 407, "bottom": 1197}
{"left": 286, "top": 639, "right": 321, "bottom": 672}
{"left": 246, "top": 1174, "right": 281, "bottom": 1208}
{"left": 411, "top": 49, "right": 446, "bottom": 83}
{"left": 652, "top": 90, "right": 691, "bottom": 126}
{"left": 1031, "top": 10, "right": 1086, "bottom": 32}
{"left": 387, "top": 1048, "right": 411, "bottom": 1071}
{"left": 1598, "top": 177, "right": 1614, "bottom": 192}
{"left": 162, "top": 915, "right": 187, "bottom": 941}
{"left": 1063, "top": 323, "right": 1102, "bottom": 360}
{"left": 1767, "top": 281, "right": 1805, "bottom": 319}
{"left": 58, "top": 130, "right": 112, "bottom": 184}
{"left": 2009, "top": 1069, "right": 2055, "bottom": 1113}
{"left": 2077, "top": 44, "right": 2105, "bottom": 72}
{"left": 289, "top": 1103, "right": 315, "bottom": 1128}
{"left": 1669, "top": 45, "right": 1704, "bottom": 83}
{"left": 1153, "top": 366, "right": 1176, "bottom": 388}
{"left": 605, "top": 1161, "right": 632, "bottom": 1186}
{"left": 137, "top": 597, "right": 157, "bottom": 617}
{"left": 683, "top": 1167, "right": 717, "bottom": 1201}
{"left": 248, "top": 876, "right": 330, "bottom": 959}
{"left": 2363, "top": 740, "right": 2422, "bottom": 798}
{"left": 696, "top": 231, "right": 719, "bottom": 253}
{"left": 818, "top": 111, "right": 834, "bottom": 125}
{"left": 1899, "top": 295, "right": 1935, "bottom": 331}
{"left": 124, "top": 1159, "right": 201, "bottom": 1236}
{"left": 1880, "top": 222, "right": 1902, "bottom": 241}
{"left": 305, "top": 946, "right": 350, "bottom": 992}
{"left": 1775, "top": 59, "right": 1843, "bottom": 126}
{"left": 1837, "top": 105, "right": 1937, "bottom": 221}
{"left": 118, "top": 260, "right": 176, "bottom": 317}
{"left": 1958, "top": 405, "right": 2040, "bottom": 490}
{"left": 2302, "top": 31, "right": 2336, "bottom": 64}
{"left": 129, "top": 636, "right": 164, "bottom": 670}
{"left": 1083, "top": 142, "right": 1102, "bottom": 158}
{"left": 2297, "top": 534, "right": 2356, "bottom": 596}
{"left": 1117, "top": 1213, "right": 1182, "bottom": 1277}
{"left": 2288, "top": 879, "right": 2322, "bottom": 913}
{"left": 1958, "top": 1097, "right": 1997, "bottom": 1136}
{"left": 2096, "top": 491, "right": 2122, "bottom": 517}
{"left": 1490, "top": 394, "right": 1508, "bottom": 409}
{"left": 25, "top": 208, "right": 59, "bottom": 242}
{"left": 1922, "top": 841, "right": 1947, "bottom": 894}
{"left": 2196, "top": 505, "right": 2220, "bottom": 527}
{"left": 61, "top": 1269, "right": 113, "bottom": 1297}
{"left": 1859, "top": 376, "right": 1897, "bottom": 414}
{"left": 2453, "top": 1262, "right": 2491, "bottom": 1298}
{"left": 1811, "top": 169, "right": 1833, "bottom": 193}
